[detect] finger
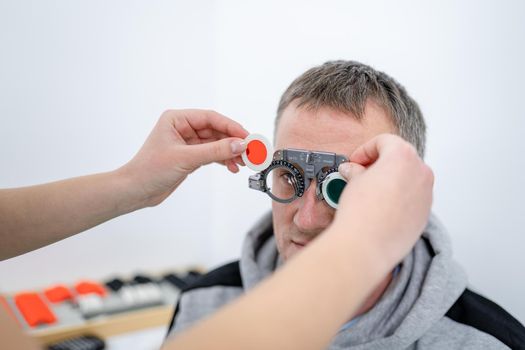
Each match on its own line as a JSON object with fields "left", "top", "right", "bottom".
{"left": 226, "top": 159, "right": 240, "bottom": 173}
{"left": 214, "top": 155, "right": 245, "bottom": 169}
{"left": 183, "top": 137, "right": 247, "bottom": 166}
{"left": 233, "top": 155, "right": 245, "bottom": 166}
{"left": 338, "top": 162, "right": 366, "bottom": 181}
{"left": 185, "top": 110, "right": 249, "bottom": 139}
{"left": 185, "top": 135, "right": 225, "bottom": 146}
{"left": 349, "top": 134, "right": 399, "bottom": 166}
{"left": 190, "top": 131, "right": 237, "bottom": 145}
{"left": 195, "top": 128, "right": 223, "bottom": 140}
{"left": 173, "top": 113, "right": 200, "bottom": 143}
{"left": 195, "top": 130, "right": 240, "bottom": 146}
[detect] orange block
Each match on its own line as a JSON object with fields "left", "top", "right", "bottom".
{"left": 75, "top": 281, "right": 107, "bottom": 297}
{"left": 14, "top": 293, "right": 57, "bottom": 327}
{"left": 45, "top": 285, "right": 74, "bottom": 303}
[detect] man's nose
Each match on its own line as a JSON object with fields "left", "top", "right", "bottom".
{"left": 292, "top": 181, "right": 334, "bottom": 235}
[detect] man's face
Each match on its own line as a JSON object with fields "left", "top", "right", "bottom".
{"left": 273, "top": 100, "right": 395, "bottom": 261}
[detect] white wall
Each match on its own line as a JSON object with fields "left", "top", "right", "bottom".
{"left": 1, "top": 0, "right": 524, "bottom": 324}
{"left": 0, "top": 0, "right": 217, "bottom": 286}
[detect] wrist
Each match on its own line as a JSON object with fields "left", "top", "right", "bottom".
{"left": 323, "top": 221, "right": 394, "bottom": 288}
{"left": 110, "top": 165, "right": 151, "bottom": 213}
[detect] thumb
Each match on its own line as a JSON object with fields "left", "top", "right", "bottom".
{"left": 183, "top": 138, "right": 247, "bottom": 167}
{"left": 350, "top": 134, "right": 401, "bottom": 166}
{"left": 338, "top": 162, "right": 366, "bottom": 181}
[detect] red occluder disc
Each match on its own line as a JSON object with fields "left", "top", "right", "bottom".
{"left": 246, "top": 140, "right": 267, "bottom": 165}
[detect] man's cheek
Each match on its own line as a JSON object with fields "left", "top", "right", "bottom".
{"left": 276, "top": 234, "right": 286, "bottom": 254}
{"left": 275, "top": 231, "right": 290, "bottom": 258}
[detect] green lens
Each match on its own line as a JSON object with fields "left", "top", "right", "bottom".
{"left": 326, "top": 178, "right": 346, "bottom": 204}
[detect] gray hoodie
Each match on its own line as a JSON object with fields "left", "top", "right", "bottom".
{"left": 168, "top": 212, "right": 511, "bottom": 349}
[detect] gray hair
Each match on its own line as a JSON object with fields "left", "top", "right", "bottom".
{"left": 275, "top": 60, "right": 426, "bottom": 158}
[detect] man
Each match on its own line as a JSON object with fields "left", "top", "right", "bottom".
{"left": 167, "top": 61, "right": 525, "bottom": 349}
{"left": 0, "top": 109, "right": 437, "bottom": 349}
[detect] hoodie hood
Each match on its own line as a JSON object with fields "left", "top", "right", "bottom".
{"left": 239, "top": 211, "right": 468, "bottom": 349}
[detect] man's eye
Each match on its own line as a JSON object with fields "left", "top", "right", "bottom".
{"left": 281, "top": 173, "right": 295, "bottom": 186}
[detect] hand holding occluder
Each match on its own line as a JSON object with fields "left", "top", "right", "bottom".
{"left": 334, "top": 134, "right": 434, "bottom": 274}
{"left": 119, "top": 109, "right": 249, "bottom": 207}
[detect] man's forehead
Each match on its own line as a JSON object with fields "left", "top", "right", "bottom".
{"left": 275, "top": 102, "right": 394, "bottom": 154}
{"left": 275, "top": 106, "right": 369, "bottom": 155}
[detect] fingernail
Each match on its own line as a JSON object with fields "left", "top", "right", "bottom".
{"left": 338, "top": 163, "right": 351, "bottom": 178}
{"left": 231, "top": 140, "right": 246, "bottom": 155}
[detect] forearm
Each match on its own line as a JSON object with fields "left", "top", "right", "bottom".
{"left": 164, "top": 225, "right": 386, "bottom": 350}
{"left": 0, "top": 168, "right": 145, "bottom": 261}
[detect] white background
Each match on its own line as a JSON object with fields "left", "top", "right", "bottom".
{"left": 1, "top": 0, "right": 524, "bottom": 325}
